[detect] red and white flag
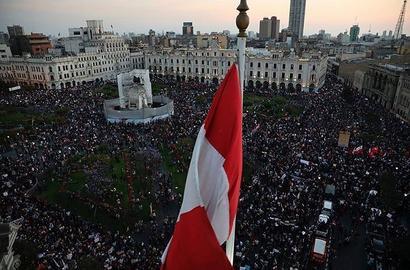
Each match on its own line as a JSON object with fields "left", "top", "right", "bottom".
{"left": 161, "top": 65, "right": 243, "bottom": 270}
{"left": 352, "top": 146, "right": 363, "bottom": 155}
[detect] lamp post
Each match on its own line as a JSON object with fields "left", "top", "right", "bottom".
{"left": 225, "top": 0, "right": 249, "bottom": 266}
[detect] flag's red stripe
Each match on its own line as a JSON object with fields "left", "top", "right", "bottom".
{"left": 204, "top": 64, "right": 243, "bottom": 234}
{"left": 161, "top": 206, "right": 233, "bottom": 270}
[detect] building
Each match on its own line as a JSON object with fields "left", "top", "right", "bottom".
{"left": 0, "top": 44, "right": 12, "bottom": 60}
{"left": 358, "top": 63, "right": 410, "bottom": 122}
{"left": 259, "top": 18, "right": 272, "bottom": 40}
{"left": 395, "top": 73, "right": 410, "bottom": 121}
{"left": 7, "top": 25, "right": 24, "bottom": 37}
{"left": 350, "top": 25, "right": 360, "bottom": 42}
{"left": 182, "top": 22, "right": 194, "bottom": 36}
{"left": 337, "top": 31, "right": 350, "bottom": 44}
{"left": 0, "top": 34, "right": 132, "bottom": 90}
{"left": 29, "top": 33, "right": 52, "bottom": 55}
{"left": 196, "top": 34, "right": 228, "bottom": 49}
{"left": 289, "top": 0, "right": 306, "bottom": 39}
{"left": 361, "top": 64, "right": 404, "bottom": 109}
{"left": 144, "top": 47, "right": 327, "bottom": 91}
{"left": 271, "top": 16, "right": 280, "bottom": 41}
{"left": 0, "top": 32, "right": 9, "bottom": 45}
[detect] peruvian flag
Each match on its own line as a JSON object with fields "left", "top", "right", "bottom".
{"left": 161, "top": 65, "right": 243, "bottom": 270}
{"left": 352, "top": 146, "right": 364, "bottom": 156}
{"left": 368, "top": 147, "right": 380, "bottom": 158}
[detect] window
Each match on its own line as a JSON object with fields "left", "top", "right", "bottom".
{"left": 282, "top": 73, "right": 285, "bottom": 79}
{"left": 282, "top": 64, "right": 286, "bottom": 69}
{"left": 257, "top": 71, "right": 260, "bottom": 77}
{"left": 265, "top": 72, "right": 268, "bottom": 78}
{"left": 291, "top": 64, "right": 294, "bottom": 70}
{"left": 313, "top": 65, "right": 316, "bottom": 71}
{"left": 265, "top": 63, "right": 269, "bottom": 68}
{"left": 298, "top": 74, "right": 302, "bottom": 80}
{"left": 274, "top": 63, "right": 277, "bottom": 69}
{"left": 250, "top": 71, "right": 253, "bottom": 76}
{"left": 250, "top": 62, "right": 253, "bottom": 68}
{"left": 290, "top": 73, "right": 293, "bottom": 79}
{"left": 273, "top": 72, "right": 276, "bottom": 78}
{"left": 228, "top": 61, "right": 231, "bottom": 66}
{"left": 257, "top": 63, "right": 261, "bottom": 68}
{"left": 299, "top": 65, "right": 302, "bottom": 70}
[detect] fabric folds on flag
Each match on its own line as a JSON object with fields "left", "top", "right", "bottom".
{"left": 161, "top": 64, "right": 243, "bottom": 270}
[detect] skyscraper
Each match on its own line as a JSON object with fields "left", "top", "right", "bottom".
{"left": 350, "top": 24, "right": 360, "bottom": 42}
{"left": 259, "top": 18, "right": 272, "bottom": 40}
{"left": 271, "top": 16, "right": 280, "bottom": 41}
{"left": 182, "top": 22, "right": 194, "bottom": 36}
{"left": 288, "top": 0, "right": 306, "bottom": 39}
{"left": 7, "top": 25, "right": 24, "bottom": 37}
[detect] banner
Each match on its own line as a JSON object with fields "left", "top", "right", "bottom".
{"left": 338, "top": 131, "right": 350, "bottom": 148}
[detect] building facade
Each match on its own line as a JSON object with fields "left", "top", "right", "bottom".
{"left": 1, "top": 28, "right": 327, "bottom": 93}
{"left": 289, "top": 0, "right": 306, "bottom": 39}
{"left": 359, "top": 64, "right": 410, "bottom": 122}
{"left": 182, "top": 22, "right": 194, "bottom": 36}
{"left": 0, "top": 35, "right": 131, "bottom": 89}
{"left": 259, "top": 18, "right": 272, "bottom": 40}
{"left": 350, "top": 25, "right": 360, "bottom": 42}
{"left": 271, "top": 16, "right": 280, "bottom": 41}
{"left": 395, "top": 75, "right": 410, "bottom": 121}
{"left": 7, "top": 25, "right": 24, "bottom": 37}
{"left": 361, "top": 64, "right": 402, "bottom": 110}
{"left": 144, "top": 48, "right": 327, "bottom": 91}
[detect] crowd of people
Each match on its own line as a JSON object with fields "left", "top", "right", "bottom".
{"left": 0, "top": 73, "right": 409, "bottom": 269}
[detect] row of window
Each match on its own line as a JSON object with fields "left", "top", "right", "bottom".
{"left": 148, "top": 58, "right": 232, "bottom": 67}
{"left": 249, "top": 71, "right": 305, "bottom": 80}
{"left": 30, "top": 66, "right": 45, "bottom": 72}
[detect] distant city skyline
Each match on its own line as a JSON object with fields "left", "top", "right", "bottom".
{"left": 0, "top": 0, "right": 408, "bottom": 37}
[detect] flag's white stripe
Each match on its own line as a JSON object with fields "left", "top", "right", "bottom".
{"left": 179, "top": 125, "right": 230, "bottom": 243}
{"left": 161, "top": 125, "right": 231, "bottom": 263}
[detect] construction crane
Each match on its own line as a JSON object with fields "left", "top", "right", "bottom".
{"left": 394, "top": 0, "right": 407, "bottom": 39}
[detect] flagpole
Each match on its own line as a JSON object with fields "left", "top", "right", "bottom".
{"left": 226, "top": 0, "right": 249, "bottom": 265}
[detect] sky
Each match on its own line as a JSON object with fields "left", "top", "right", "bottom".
{"left": 0, "top": 0, "right": 408, "bottom": 37}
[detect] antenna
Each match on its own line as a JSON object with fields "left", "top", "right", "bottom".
{"left": 394, "top": 0, "right": 407, "bottom": 39}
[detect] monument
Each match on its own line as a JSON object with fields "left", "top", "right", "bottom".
{"left": 0, "top": 218, "right": 23, "bottom": 270}
{"left": 104, "top": 69, "right": 174, "bottom": 124}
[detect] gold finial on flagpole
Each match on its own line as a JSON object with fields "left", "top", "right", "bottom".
{"left": 236, "top": 0, "right": 249, "bottom": 37}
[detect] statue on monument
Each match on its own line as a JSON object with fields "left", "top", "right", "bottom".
{"left": 117, "top": 69, "right": 153, "bottom": 110}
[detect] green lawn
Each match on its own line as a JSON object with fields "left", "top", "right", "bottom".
{"left": 0, "top": 105, "right": 67, "bottom": 128}
{"left": 38, "top": 151, "right": 154, "bottom": 231}
{"left": 160, "top": 146, "right": 187, "bottom": 195}
{"left": 99, "top": 85, "right": 118, "bottom": 98}
{"left": 243, "top": 94, "right": 304, "bottom": 118}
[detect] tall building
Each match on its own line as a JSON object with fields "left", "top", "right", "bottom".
{"left": 289, "top": 0, "right": 306, "bottom": 39}
{"left": 350, "top": 24, "right": 360, "bottom": 42}
{"left": 0, "top": 32, "right": 9, "bottom": 44}
{"left": 182, "top": 22, "right": 194, "bottom": 36}
{"left": 270, "top": 16, "right": 280, "bottom": 40}
{"left": 7, "top": 25, "right": 24, "bottom": 37}
{"left": 259, "top": 18, "right": 272, "bottom": 40}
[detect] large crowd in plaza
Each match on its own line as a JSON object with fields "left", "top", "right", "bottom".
{"left": 0, "top": 72, "right": 409, "bottom": 269}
